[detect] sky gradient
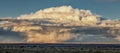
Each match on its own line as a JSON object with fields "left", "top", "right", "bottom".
{"left": 0, "top": 0, "right": 120, "bottom": 19}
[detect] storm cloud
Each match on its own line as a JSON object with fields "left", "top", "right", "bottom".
{"left": 0, "top": 6, "right": 120, "bottom": 43}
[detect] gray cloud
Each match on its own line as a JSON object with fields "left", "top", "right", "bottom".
{"left": 0, "top": 28, "right": 26, "bottom": 43}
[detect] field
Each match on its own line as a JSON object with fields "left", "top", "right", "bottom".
{"left": 0, "top": 43, "right": 120, "bottom": 53}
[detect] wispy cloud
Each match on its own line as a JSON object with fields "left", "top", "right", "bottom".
{"left": 94, "top": 0, "right": 120, "bottom": 2}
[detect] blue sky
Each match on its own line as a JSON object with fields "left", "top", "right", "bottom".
{"left": 0, "top": 0, "right": 120, "bottom": 19}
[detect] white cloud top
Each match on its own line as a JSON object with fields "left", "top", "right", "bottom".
{"left": 18, "top": 6, "right": 101, "bottom": 22}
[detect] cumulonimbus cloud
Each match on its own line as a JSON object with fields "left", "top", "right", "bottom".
{"left": 0, "top": 6, "right": 120, "bottom": 43}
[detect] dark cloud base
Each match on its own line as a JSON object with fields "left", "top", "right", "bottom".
{"left": 0, "top": 28, "right": 26, "bottom": 43}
